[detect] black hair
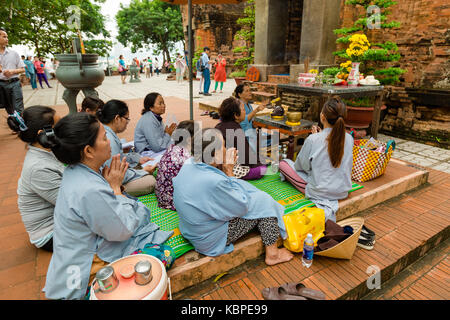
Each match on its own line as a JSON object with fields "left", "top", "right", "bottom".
{"left": 7, "top": 106, "right": 56, "bottom": 144}
{"left": 38, "top": 113, "right": 100, "bottom": 165}
{"left": 96, "top": 99, "right": 128, "bottom": 124}
{"left": 204, "top": 47, "right": 210, "bottom": 52}
{"left": 21, "top": 55, "right": 25, "bottom": 59}
{"left": 233, "top": 83, "right": 249, "bottom": 99}
{"left": 142, "top": 92, "right": 161, "bottom": 115}
{"left": 81, "top": 96, "right": 104, "bottom": 113}
{"left": 194, "top": 128, "right": 223, "bottom": 163}
{"left": 218, "top": 97, "right": 241, "bottom": 122}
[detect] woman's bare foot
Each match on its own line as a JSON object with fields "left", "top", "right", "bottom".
{"left": 265, "top": 246, "right": 294, "bottom": 266}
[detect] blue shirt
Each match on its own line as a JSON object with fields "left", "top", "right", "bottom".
{"left": 172, "top": 158, "right": 286, "bottom": 257}
{"left": 239, "top": 102, "right": 254, "bottom": 133}
{"left": 23, "top": 59, "right": 35, "bottom": 76}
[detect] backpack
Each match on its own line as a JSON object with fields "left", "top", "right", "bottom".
{"left": 196, "top": 58, "right": 205, "bottom": 72}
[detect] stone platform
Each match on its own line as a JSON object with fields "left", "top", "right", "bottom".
{"left": 167, "top": 159, "right": 429, "bottom": 294}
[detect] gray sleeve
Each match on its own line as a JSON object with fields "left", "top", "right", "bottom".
{"left": 143, "top": 119, "right": 172, "bottom": 153}
{"left": 30, "top": 168, "right": 63, "bottom": 206}
{"left": 294, "top": 136, "right": 312, "bottom": 172}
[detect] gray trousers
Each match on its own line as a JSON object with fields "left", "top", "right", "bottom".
{"left": 0, "top": 79, "right": 24, "bottom": 114}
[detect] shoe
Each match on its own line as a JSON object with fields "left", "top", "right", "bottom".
{"left": 357, "top": 233, "right": 375, "bottom": 250}
{"left": 262, "top": 287, "right": 307, "bottom": 300}
{"left": 212, "top": 90, "right": 217, "bottom": 93}
{"left": 280, "top": 282, "right": 326, "bottom": 300}
{"left": 198, "top": 92, "right": 203, "bottom": 95}
{"left": 203, "top": 93, "right": 212, "bottom": 96}
{"left": 200, "top": 111, "right": 209, "bottom": 116}
{"left": 361, "top": 225, "right": 376, "bottom": 243}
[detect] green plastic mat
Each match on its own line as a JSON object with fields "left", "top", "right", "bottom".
{"left": 138, "top": 166, "right": 363, "bottom": 258}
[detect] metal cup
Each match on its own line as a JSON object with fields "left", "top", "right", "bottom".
{"left": 95, "top": 266, "right": 119, "bottom": 293}
{"left": 134, "top": 260, "right": 153, "bottom": 286}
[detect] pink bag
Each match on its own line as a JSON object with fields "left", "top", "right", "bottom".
{"left": 279, "top": 160, "right": 307, "bottom": 193}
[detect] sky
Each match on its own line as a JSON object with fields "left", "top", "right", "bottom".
{"left": 12, "top": 0, "right": 184, "bottom": 64}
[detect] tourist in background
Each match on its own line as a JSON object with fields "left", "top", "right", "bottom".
{"left": 149, "top": 57, "right": 153, "bottom": 76}
{"left": 212, "top": 53, "right": 226, "bottom": 93}
{"left": 34, "top": 57, "right": 52, "bottom": 89}
{"left": 23, "top": 56, "right": 37, "bottom": 90}
{"left": 0, "top": 27, "right": 26, "bottom": 114}
{"left": 118, "top": 55, "right": 127, "bottom": 84}
{"left": 175, "top": 53, "right": 185, "bottom": 84}
{"left": 201, "top": 47, "right": 213, "bottom": 96}
{"left": 144, "top": 57, "right": 150, "bottom": 78}
{"left": 154, "top": 57, "right": 160, "bottom": 76}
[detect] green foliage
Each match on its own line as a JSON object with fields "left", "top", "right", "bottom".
{"left": 116, "top": 0, "right": 184, "bottom": 64}
{"left": 0, "top": 0, "right": 110, "bottom": 56}
{"left": 322, "top": 67, "right": 341, "bottom": 77}
{"left": 233, "top": 0, "right": 255, "bottom": 71}
{"left": 230, "top": 70, "right": 247, "bottom": 78}
{"left": 333, "top": 0, "right": 406, "bottom": 86}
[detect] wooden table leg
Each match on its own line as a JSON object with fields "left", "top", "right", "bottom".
{"left": 288, "top": 135, "right": 295, "bottom": 160}
{"left": 371, "top": 92, "right": 384, "bottom": 138}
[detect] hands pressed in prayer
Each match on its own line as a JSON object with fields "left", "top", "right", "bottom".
{"left": 102, "top": 155, "right": 128, "bottom": 195}
{"left": 223, "top": 148, "right": 238, "bottom": 177}
{"left": 165, "top": 123, "right": 177, "bottom": 136}
{"left": 311, "top": 125, "right": 322, "bottom": 134}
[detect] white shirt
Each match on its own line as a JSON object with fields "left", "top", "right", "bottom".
{"left": 0, "top": 47, "right": 25, "bottom": 80}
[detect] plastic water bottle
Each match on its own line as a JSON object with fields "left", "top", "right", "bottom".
{"left": 302, "top": 233, "right": 314, "bottom": 268}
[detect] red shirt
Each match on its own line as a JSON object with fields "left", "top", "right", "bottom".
{"left": 34, "top": 61, "right": 45, "bottom": 74}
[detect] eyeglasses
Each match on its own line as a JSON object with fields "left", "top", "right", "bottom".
{"left": 122, "top": 116, "right": 131, "bottom": 122}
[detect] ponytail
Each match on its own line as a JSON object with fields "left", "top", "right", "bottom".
{"left": 322, "top": 96, "right": 347, "bottom": 168}
{"left": 7, "top": 106, "right": 56, "bottom": 144}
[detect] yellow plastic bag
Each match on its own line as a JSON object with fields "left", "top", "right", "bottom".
{"left": 282, "top": 207, "right": 325, "bottom": 253}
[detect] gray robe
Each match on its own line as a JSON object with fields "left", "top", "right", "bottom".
{"left": 134, "top": 111, "right": 173, "bottom": 153}
{"left": 103, "top": 124, "right": 148, "bottom": 184}
{"left": 43, "top": 163, "right": 173, "bottom": 300}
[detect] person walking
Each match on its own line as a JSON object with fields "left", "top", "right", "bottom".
{"left": 212, "top": 53, "right": 226, "bottom": 93}
{"left": 23, "top": 56, "right": 37, "bottom": 90}
{"left": 196, "top": 58, "right": 204, "bottom": 95}
{"left": 0, "top": 27, "right": 26, "bottom": 114}
{"left": 118, "top": 55, "right": 127, "bottom": 84}
{"left": 175, "top": 53, "right": 185, "bottom": 84}
{"left": 154, "top": 58, "right": 160, "bottom": 76}
{"left": 145, "top": 57, "right": 150, "bottom": 78}
{"left": 201, "top": 47, "right": 212, "bottom": 96}
{"left": 149, "top": 57, "right": 153, "bottom": 76}
{"left": 34, "top": 57, "right": 52, "bottom": 89}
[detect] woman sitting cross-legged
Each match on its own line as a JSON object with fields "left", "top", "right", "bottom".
{"left": 42, "top": 113, "right": 173, "bottom": 300}
{"left": 279, "top": 96, "right": 354, "bottom": 221}
{"left": 134, "top": 92, "right": 177, "bottom": 154}
{"left": 215, "top": 97, "right": 267, "bottom": 180}
{"left": 7, "top": 106, "right": 64, "bottom": 252}
{"left": 172, "top": 128, "right": 293, "bottom": 266}
{"left": 97, "top": 99, "right": 157, "bottom": 197}
{"left": 155, "top": 120, "right": 198, "bottom": 210}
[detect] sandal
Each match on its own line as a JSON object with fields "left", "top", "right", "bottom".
{"left": 262, "top": 286, "right": 307, "bottom": 300}
{"left": 280, "top": 282, "right": 326, "bottom": 300}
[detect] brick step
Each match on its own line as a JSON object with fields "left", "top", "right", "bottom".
{"left": 167, "top": 160, "right": 430, "bottom": 294}
{"left": 173, "top": 167, "right": 449, "bottom": 300}
{"left": 362, "top": 238, "right": 450, "bottom": 300}
{"left": 252, "top": 91, "right": 276, "bottom": 98}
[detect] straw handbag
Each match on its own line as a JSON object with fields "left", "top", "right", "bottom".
{"left": 351, "top": 139, "right": 396, "bottom": 182}
{"left": 314, "top": 217, "right": 364, "bottom": 260}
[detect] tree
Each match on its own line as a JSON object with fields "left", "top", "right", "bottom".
{"left": 232, "top": 0, "right": 255, "bottom": 75}
{"left": 116, "top": 0, "right": 184, "bottom": 65}
{"left": 0, "top": 0, "right": 111, "bottom": 57}
{"left": 324, "top": 0, "right": 406, "bottom": 85}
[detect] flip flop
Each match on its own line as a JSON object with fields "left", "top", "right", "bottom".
{"left": 261, "top": 286, "right": 307, "bottom": 300}
{"left": 280, "top": 282, "right": 326, "bottom": 300}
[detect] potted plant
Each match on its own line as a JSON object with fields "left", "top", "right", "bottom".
{"left": 232, "top": 0, "right": 255, "bottom": 85}
{"left": 324, "top": 0, "right": 406, "bottom": 129}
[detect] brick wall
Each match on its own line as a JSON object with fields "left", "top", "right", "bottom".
{"left": 180, "top": 3, "right": 248, "bottom": 75}
{"left": 285, "top": 0, "right": 303, "bottom": 65}
{"left": 340, "top": 0, "right": 449, "bottom": 147}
